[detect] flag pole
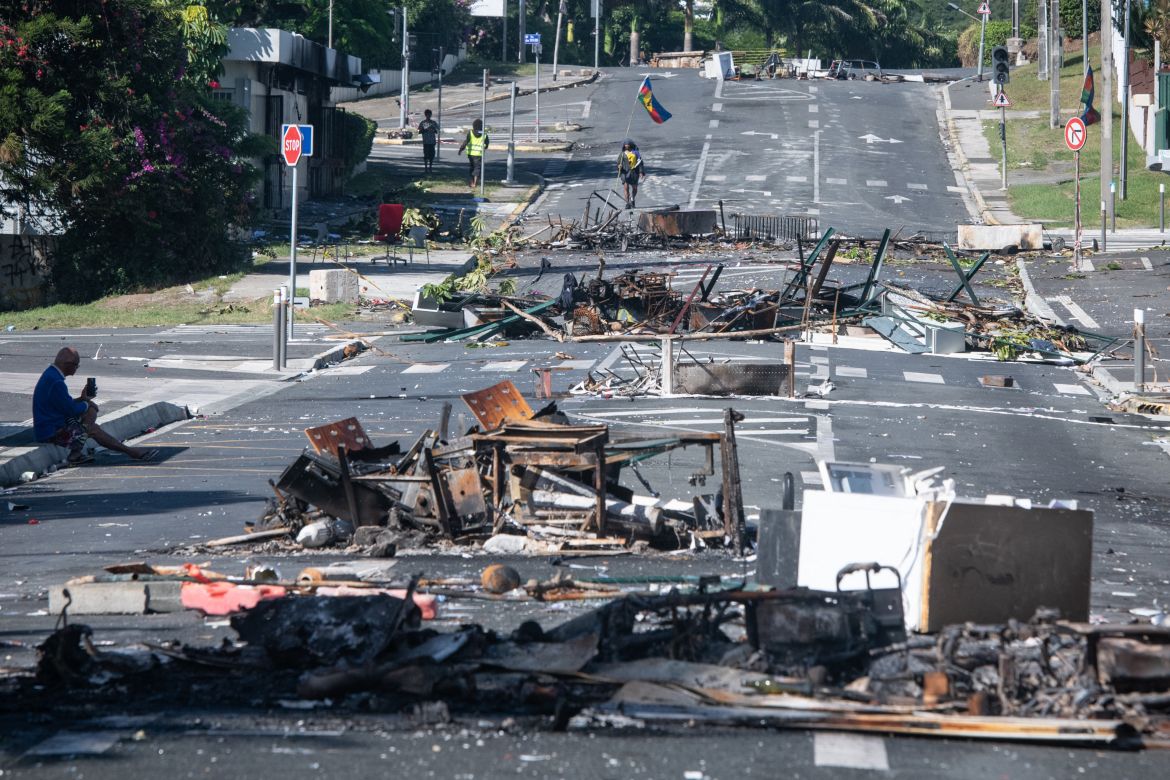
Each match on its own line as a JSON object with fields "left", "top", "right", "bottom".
{"left": 625, "top": 77, "right": 643, "bottom": 136}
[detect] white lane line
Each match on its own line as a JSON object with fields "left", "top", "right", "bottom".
{"left": 1049, "top": 294, "right": 1101, "bottom": 330}
{"left": 557, "top": 360, "right": 596, "bottom": 370}
{"left": 808, "top": 85, "right": 818, "bottom": 94}
{"left": 480, "top": 360, "right": 527, "bottom": 372}
{"left": 715, "top": 79, "right": 723, "bottom": 99}
{"left": 402, "top": 363, "right": 449, "bottom": 373}
{"left": 582, "top": 99, "right": 592, "bottom": 118}
{"left": 747, "top": 174, "right": 767, "bottom": 182}
{"left": 904, "top": 371, "right": 945, "bottom": 384}
{"left": 1054, "top": 383, "right": 1091, "bottom": 396}
{"left": 689, "top": 138, "right": 713, "bottom": 208}
{"left": 826, "top": 177, "right": 847, "bottom": 185}
{"left": 908, "top": 183, "right": 928, "bottom": 190}
{"left": 867, "top": 179, "right": 888, "bottom": 187}
{"left": 813, "top": 733, "right": 890, "bottom": 771}
{"left": 584, "top": 407, "right": 725, "bottom": 418}
{"left": 835, "top": 366, "right": 868, "bottom": 378}
{"left": 806, "top": 207, "right": 820, "bottom": 215}
{"left": 801, "top": 470, "right": 823, "bottom": 486}
{"left": 787, "top": 175, "right": 808, "bottom": 183}
{"left": 709, "top": 119, "right": 720, "bottom": 128}
{"left": 706, "top": 174, "right": 726, "bottom": 181}
{"left": 808, "top": 119, "right": 819, "bottom": 128}
{"left": 947, "top": 185, "right": 965, "bottom": 193}
{"left": 1141, "top": 256, "right": 1153, "bottom": 270}
{"left": 813, "top": 129, "right": 821, "bottom": 204}
{"left": 808, "top": 104, "right": 819, "bottom": 113}
{"left": 712, "top": 102, "right": 723, "bottom": 112}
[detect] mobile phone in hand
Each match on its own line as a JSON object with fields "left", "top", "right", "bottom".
{"left": 85, "top": 377, "right": 97, "bottom": 398}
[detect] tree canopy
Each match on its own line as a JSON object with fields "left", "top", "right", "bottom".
{"left": 0, "top": 0, "right": 267, "bottom": 301}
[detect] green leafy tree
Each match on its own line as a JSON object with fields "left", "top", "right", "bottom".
{"left": 0, "top": 1, "right": 267, "bottom": 302}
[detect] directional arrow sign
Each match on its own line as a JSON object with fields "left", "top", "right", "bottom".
{"left": 859, "top": 133, "right": 903, "bottom": 144}
{"left": 730, "top": 188, "right": 772, "bottom": 196}
{"left": 1065, "top": 116, "right": 1087, "bottom": 152}
{"left": 742, "top": 131, "right": 779, "bottom": 140}
{"left": 885, "top": 195, "right": 911, "bottom": 204}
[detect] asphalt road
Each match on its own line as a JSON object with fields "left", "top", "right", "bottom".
{"left": 5, "top": 69, "right": 1170, "bottom": 776}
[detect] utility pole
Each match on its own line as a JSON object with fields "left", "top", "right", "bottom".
{"left": 593, "top": 0, "right": 601, "bottom": 72}
{"left": 1083, "top": 0, "right": 1088, "bottom": 75}
{"left": 552, "top": 0, "right": 565, "bottom": 82}
{"left": 436, "top": 46, "right": 445, "bottom": 161}
{"left": 1121, "top": 0, "right": 1131, "bottom": 200}
{"left": 1049, "top": 0, "right": 1060, "bottom": 129}
{"left": 1102, "top": 0, "right": 1114, "bottom": 226}
{"left": 480, "top": 69, "right": 488, "bottom": 199}
{"left": 399, "top": 6, "right": 409, "bottom": 129}
{"left": 518, "top": 0, "right": 525, "bottom": 64}
{"left": 977, "top": 9, "right": 987, "bottom": 82}
{"left": 534, "top": 41, "right": 541, "bottom": 143}
{"left": 328, "top": 0, "right": 333, "bottom": 48}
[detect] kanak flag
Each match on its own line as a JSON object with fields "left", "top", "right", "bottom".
{"left": 638, "top": 77, "right": 672, "bottom": 124}
{"left": 1080, "top": 65, "right": 1100, "bottom": 126}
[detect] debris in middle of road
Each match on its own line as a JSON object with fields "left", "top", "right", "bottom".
{"left": 242, "top": 384, "right": 746, "bottom": 554}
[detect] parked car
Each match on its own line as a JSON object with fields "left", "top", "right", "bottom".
{"left": 826, "top": 60, "right": 882, "bottom": 80}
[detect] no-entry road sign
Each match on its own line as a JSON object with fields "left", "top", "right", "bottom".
{"left": 280, "top": 123, "right": 314, "bottom": 167}
{"left": 1065, "top": 117, "right": 1087, "bottom": 152}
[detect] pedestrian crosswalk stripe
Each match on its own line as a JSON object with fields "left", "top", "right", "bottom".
{"left": 867, "top": 179, "right": 888, "bottom": 187}
{"left": 904, "top": 371, "right": 945, "bottom": 384}
{"left": 558, "top": 360, "right": 596, "bottom": 370}
{"left": 835, "top": 366, "right": 868, "bottom": 378}
{"left": 1054, "top": 383, "right": 1091, "bottom": 395}
{"left": 826, "top": 177, "right": 847, "bottom": 185}
{"left": 402, "top": 363, "right": 449, "bottom": 373}
{"left": 908, "top": 183, "right": 928, "bottom": 190}
{"left": 947, "top": 185, "right": 965, "bottom": 193}
{"left": 480, "top": 360, "right": 528, "bottom": 372}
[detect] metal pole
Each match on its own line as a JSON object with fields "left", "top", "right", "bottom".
{"left": 480, "top": 69, "right": 488, "bottom": 199}
{"left": 502, "top": 1, "right": 507, "bottom": 62}
{"left": 1000, "top": 96, "right": 1007, "bottom": 190}
{"left": 1121, "top": 0, "right": 1131, "bottom": 200}
{"left": 518, "top": 0, "right": 525, "bottom": 63}
{"left": 273, "top": 288, "right": 283, "bottom": 370}
{"left": 505, "top": 81, "right": 517, "bottom": 184}
{"left": 437, "top": 47, "right": 443, "bottom": 161}
{"left": 553, "top": 2, "right": 564, "bottom": 82}
{"left": 1134, "top": 308, "right": 1146, "bottom": 390}
{"left": 1049, "top": 0, "right": 1060, "bottom": 129}
{"left": 977, "top": 11, "right": 987, "bottom": 82}
{"left": 399, "top": 6, "right": 408, "bottom": 129}
{"left": 1161, "top": 183, "right": 1165, "bottom": 232}
{"left": 278, "top": 285, "right": 288, "bottom": 369}
{"left": 535, "top": 44, "right": 541, "bottom": 143}
{"left": 1074, "top": 150, "right": 1082, "bottom": 270}
{"left": 594, "top": 0, "right": 601, "bottom": 72}
{"left": 1082, "top": 0, "right": 1088, "bottom": 75}
{"left": 328, "top": 0, "right": 333, "bottom": 48}
{"left": 288, "top": 164, "right": 297, "bottom": 338}
{"left": 1102, "top": 0, "right": 1114, "bottom": 224}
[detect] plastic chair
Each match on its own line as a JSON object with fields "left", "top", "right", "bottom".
{"left": 405, "top": 225, "right": 430, "bottom": 264}
{"left": 374, "top": 204, "right": 406, "bottom": 265}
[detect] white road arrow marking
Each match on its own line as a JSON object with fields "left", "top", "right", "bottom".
{"left": 640, "top": 71, "right": 677, "bottom": 78}
{"left": 885, "top": 195, "right": 911, "bottom": 204}
{"left": 859, "top": 133, "right": 904, "bottom": 144}
{"left": 730, "top": 188, "right": 773, "bottom": 196}
{"left": 741, "top": 131, "right": 780, "bottom": 139}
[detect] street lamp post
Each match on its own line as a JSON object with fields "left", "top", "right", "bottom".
{"left": 399, "top": 6, "right": 410, "bottom": 129}
{"left": 948, "top": 3, "right": 987, "bottom": 82}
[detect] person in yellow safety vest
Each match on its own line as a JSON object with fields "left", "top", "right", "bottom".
{"left": 457, "top": 118, "right": 490, "bottom": 189}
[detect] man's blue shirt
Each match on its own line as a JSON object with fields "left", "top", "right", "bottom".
{"left": 32, "top": 365, "right": 88, "bottom": 441}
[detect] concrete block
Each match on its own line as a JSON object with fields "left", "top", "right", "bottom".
{"left": 49, "top": 580, "right": 184, "bottom": 615}
{"left": 309, "top": 269, "right": 358, "bottom": 303}
{"left": 957, "top": 224, "right": 1044, "bottom": 251}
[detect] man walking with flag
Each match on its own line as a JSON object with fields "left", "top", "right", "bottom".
{"left": 617, "top": 139, "right": 646, "bottom": 209}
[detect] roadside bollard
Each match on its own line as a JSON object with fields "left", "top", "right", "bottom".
{"left": 272, "top": 288, "right": 283, "bottom": 371}
{"left": 1101, "top": 201, "right": 1107, "bottom": 253}
{"left": 1135, "top": 308, "right": 1146, "bottom": 391}
{"left": 785, "top": 340, "right": 796, "bottom": 398}
{"left": 1111, "top": 181, "right": 1117, "bottom": 233}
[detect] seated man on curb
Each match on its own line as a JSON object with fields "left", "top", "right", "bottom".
{"left": 33, "top": 347, "right": 154, "bottom": 464}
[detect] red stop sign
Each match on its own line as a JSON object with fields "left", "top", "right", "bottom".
{"left": 281, "top": 124, "right": 303, "bottom": 166}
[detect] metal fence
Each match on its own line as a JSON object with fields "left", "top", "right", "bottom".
{"left": 731, "top": 214, "right": 820, "bottom": 243}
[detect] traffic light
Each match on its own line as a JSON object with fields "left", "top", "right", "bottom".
{"left": 992, "top": 46, "right": 1010, "bottom": 85}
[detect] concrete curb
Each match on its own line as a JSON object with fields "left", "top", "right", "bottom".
{"left": 0, "top": 401, "right": 190, "bottom": 487}
{"left": 373, "top": 137, "right": 574, "bottom": 153}
{"left": 446, "top": 72, "right": 599, "bottom": 113}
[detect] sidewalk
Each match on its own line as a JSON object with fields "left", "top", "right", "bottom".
{"left": 350, "top": 68, "right": 598, "bottom": 153}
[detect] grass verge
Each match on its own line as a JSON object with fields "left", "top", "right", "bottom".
{"left": 983, "top": 41, "right": 1167, "bottom": 228}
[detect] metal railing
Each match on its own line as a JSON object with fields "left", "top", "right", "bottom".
{"left": 732, "top": 214, "right": 819, "bottom": 242}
